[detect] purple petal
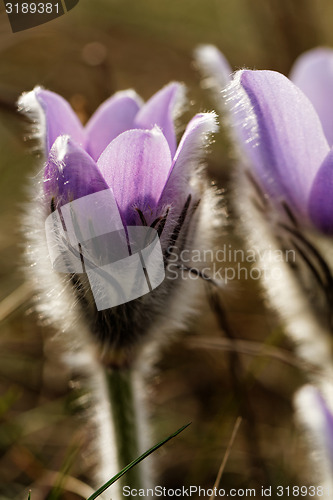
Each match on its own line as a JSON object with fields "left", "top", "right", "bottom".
{"left": 134, "top": 82, "right": 183, "bottom": 156}
{"left": 159, "top": 112, "right": 218, "bottom": 207}
{"left": 85, "top": 90, "right": 143, "bottom": 161}
{"left": 308, "top": 149, "right": 333, "bottom": 233}
{"left": 228, "top": 70, "right": 329, "bottom": 214}
{"left": 19, "top": 87, "right": 85, "bottom": 154}
{"left": 194, "top": 44, "right": 233, "bottom": 91}
{"left": 290, "top": 48, "right": 333, "bottom": 146}
{"left": 44, "top": 136, "right": 109, "bottom": 209}
{"left": 97, "top": 127, "right": 172, "bottom": 224}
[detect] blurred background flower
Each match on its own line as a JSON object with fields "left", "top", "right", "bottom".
{"left": 197, "top": 45, "right": 333, "bottom": 382}
{"left": 294, "top": 385, "right": 333, "bottom": 496}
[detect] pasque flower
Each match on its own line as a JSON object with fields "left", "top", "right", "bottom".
{"left": 196, "top": 46, "right": 333, "bottom": 497}
{"left": 227, "top": 56, "right": 333, "bottom": 235}
{"left": 19, "top": 83, "right": 218, "bottom": 365}
{"left": 20, "top": 82, "right": 218, "bottom": 494}
{"left": 22, "top": 83, "right": 210, "bottom": 222}
{"left": 197, "top": 46, "right": 333, "bottom": 234}
{"left": 196, "top": 46, "right": 333, "bottom": 379}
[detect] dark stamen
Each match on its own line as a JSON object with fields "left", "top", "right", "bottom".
{"left": 150, "top": 216, "right": 163, "bottom": 229}
{"left": 50, "top": 197, "right": 56, "bottom": 213}
{"left": 155, "top": 208, "right": 170, "bottom": 237}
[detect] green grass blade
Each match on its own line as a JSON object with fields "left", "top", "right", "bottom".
{"left": 28, "top": 491, "right": 31, "bottom": 500}
{"left": 87, "top": 422, "right": 191, "bottom": 500}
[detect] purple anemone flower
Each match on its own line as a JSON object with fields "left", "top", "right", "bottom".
{"left": 19, "top": 83, "right": 217, "bottom": 228}
{"left": 19, "top": 82, "right": 219, "bottom": 495}
{"left": 196, "top": 45, "right": 333, "bottom": 235}
{"left": 19, "top": 83, "right": 218, "bottom": 365}
{"left": 228, "top": 65, "right": 333, "bottom": 234}
{"left": 196, "top": 45, "right": 333, "bottom": 369}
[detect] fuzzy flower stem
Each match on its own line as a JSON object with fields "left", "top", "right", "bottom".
{"left": 106, "top": 369, "right": 144, "bottom": 497}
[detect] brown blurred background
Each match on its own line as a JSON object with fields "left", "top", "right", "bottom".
{"left": 1, "top": 0, "right": 333, "bottom": 498}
